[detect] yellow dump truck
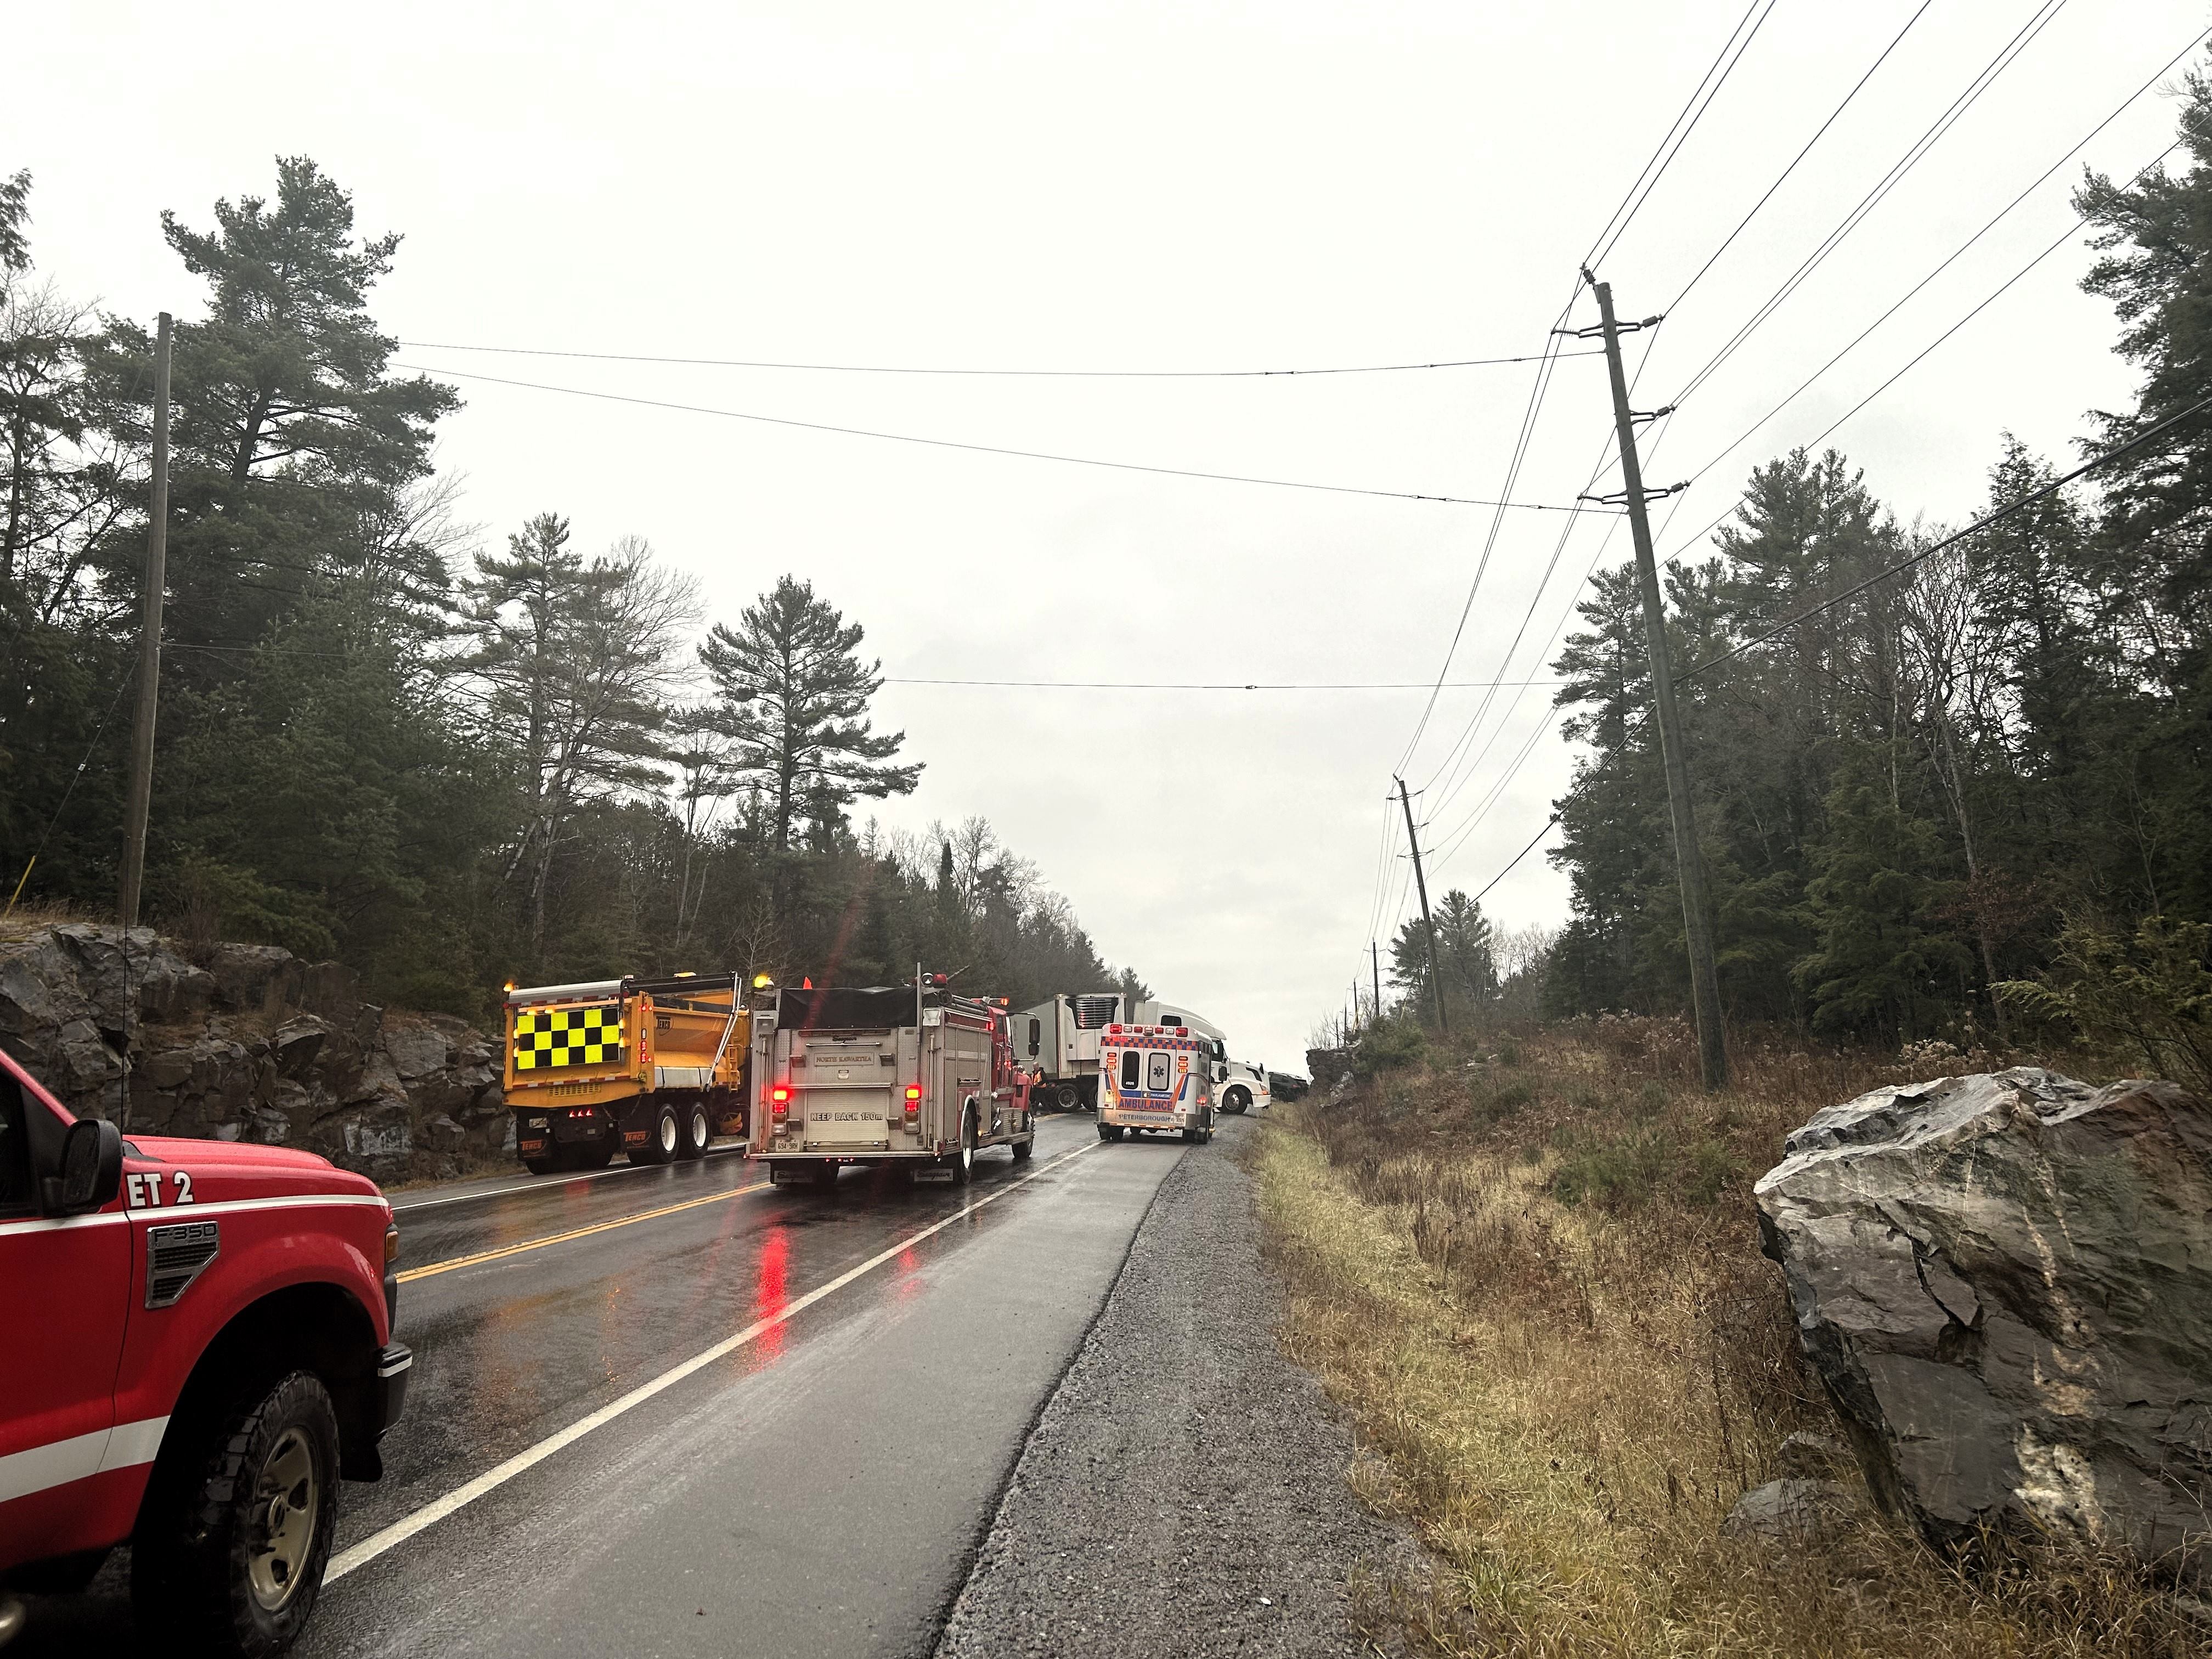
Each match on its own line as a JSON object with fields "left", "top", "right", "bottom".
{"left": 502, "top": 973, "right": 752, "bottom": 1172}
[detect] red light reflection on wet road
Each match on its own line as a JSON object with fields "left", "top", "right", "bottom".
{"left": 751, "top": 1225, "right": 791, "bottom": 1361}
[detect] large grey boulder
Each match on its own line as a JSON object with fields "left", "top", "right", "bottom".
{"left": 1755, "top": 1068, "right": 2212, "bottom": 1572}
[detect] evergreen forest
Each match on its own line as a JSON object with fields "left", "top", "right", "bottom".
{"left": 1538, "top": 69, "right": 2212, "bottom": 1051}
{"left": 0, "top": 159, "right": 1142, "bottom": 1018}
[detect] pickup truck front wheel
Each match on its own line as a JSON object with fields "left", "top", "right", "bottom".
{"left": 133, "top": 1369, "right": 341, "bottom": 1658}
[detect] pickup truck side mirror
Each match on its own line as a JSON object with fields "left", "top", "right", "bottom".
{"left": 46, "top": 1118, "right": 123, "bottom": 1216}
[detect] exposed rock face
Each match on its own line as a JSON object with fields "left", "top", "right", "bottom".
{"left": 1755, "top": 1068, "right": 2212, "bottom": 1572}
{"left": 0, "top": 924, "right": 510, "bottom": 1183}
{"left": 1305, "top": 1046, "right": 1351, "bottom": 1092}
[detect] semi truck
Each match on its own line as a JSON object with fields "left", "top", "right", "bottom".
{"left": 1, "top": 1046, "right": 409, "bottom": 1658}
{"left": 1096, "top": 1020, "right": 1217, "bottom": 1143}
{"left": 502, "top": 973, "right": 752, "bottom": 1172}
{"left": 748, "top": 977, "right": 1036, "bottom": 1186}
{"left": 1015, "top": 992, "right": 1230, "bottom": 1110}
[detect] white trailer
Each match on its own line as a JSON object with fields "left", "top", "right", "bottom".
{"left": 748, "top": 981, "right": 1036, "bottom": 1186}
{"left": 1018, "top": 993, "right": 1231, "bottom": 1109}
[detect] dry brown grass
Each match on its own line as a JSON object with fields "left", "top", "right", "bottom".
{"left": 1252, "top": 1019, "right": 2206, "bottom": 1657}
{"left": 0, "top": 896, "right": 100, "bottom": 945}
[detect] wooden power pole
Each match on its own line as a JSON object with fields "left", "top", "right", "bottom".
{"left": 1395, "top": 777, "right": 1448, "bottom": 1036}
{"left": 1584, "top": 275, "right": 1727, "bottom": 1088}
{"left": 119, "top": 313, "right": 172, "bottom": 930}
{"left": 1371, "top": 940, "right": 1382, "bottom": 1026}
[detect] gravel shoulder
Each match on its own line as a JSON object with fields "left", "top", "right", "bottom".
{"left": 935, "top": 1116, "right": 1422, "bottom": 1658}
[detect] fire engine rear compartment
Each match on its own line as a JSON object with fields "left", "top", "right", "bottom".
{"left": 751, "top": 984, "right": 1032, "bottom": 1179}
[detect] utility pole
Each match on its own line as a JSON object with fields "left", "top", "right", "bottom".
{"left": 1394, "top": 777, "right": 1448, "bottom": 1036}
{"left": 119, "top": 313, "right": 173, "bottom": 930}
{"left": 1372, "top": 940, "right": 1382, "bottom": 1027}
{"left": 1583, "top": 274, "right": 1727, "bottom": 1089}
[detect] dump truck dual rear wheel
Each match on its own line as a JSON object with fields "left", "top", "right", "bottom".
{"left": 678, "top": 1101, "right": 712, "bottom": 1160}
{"left": 629, "top": 1104, "right": 680, "bottom": 1166}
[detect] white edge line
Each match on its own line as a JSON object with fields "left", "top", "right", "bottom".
{"left": 1, "top": 1193, "right": 389, "bottom": 1239}
{"left": 390, "top": 1146, "right": 747, "bottom": 1213}
{"left": 326, "top": 1139, "right": 1094, "bottom": 1582}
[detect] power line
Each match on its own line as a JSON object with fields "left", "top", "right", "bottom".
{"left": 396, "top": 341, "right": 1604, "bottom": 377}
{"left": 1667, "top": 1, "right": 1937, "bottom": 312}
{"left": 1667, "top": 0, "right": 2073, "bottom": 413}
{"left": 1390, "top": 306, "right": 1584, "bottom": 770}
{"left": 1664, "top": 116, "right": 2205, "bottom": 564}
{"left": 1678, "top": 388, "right": 2212, "bottom": 683}
{"left": 167, "top": 642, "right": 1564, "bottom": 693}
{"left": 1424, "top": 459, "right": 1699, "bottom": 874}
{"left": 1585, "top": 0, "right": 1780, "bottom": 269}
{"left": 399, "top": 363, "right": 1604, "bottom": 512}
{"left": 1670, "top": 59, "right": 2212, "bottom": 528}
{"left": 1389, "top": 0, "right": 1778, "bottom": 780}
{"left": 1415, "top": 335, "right": 1672, "bottom": 811}
{"left": 1417, "top": 9, "right": 2197, "bottom": 932}
{"left": 1398, "top": 0, "right": 1778, "bottom": 787}
{"left": 1466, "top": 813, "right": 1562, "bottom": 908}
{"left": 879, "top": 676, "right": 1564, "bottom": 690}
{"left": 1414, "top": 6, "right": 1967, "bottom": 826}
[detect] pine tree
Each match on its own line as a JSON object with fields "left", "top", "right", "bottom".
{"left": 698, "top": 575, "right": 920, "bottom": 860}
{"left": 1795, "top": 750, "right": 1974, "bottom": 1042}
{"left": 462, "top": 515, "right": 696, "bottom": 970}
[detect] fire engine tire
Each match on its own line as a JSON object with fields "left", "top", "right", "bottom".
{"left": 131, "top": 1368, "right": 340, "bottom": 1659}
{"left": 1223, "top": 1087, "right": 1251, "bottom": 1114}
{"left": 678, "top": 1102, "right": 712, "bottom": 1160}
{"left": 629, "top": 1105, "right": 680, "bottom": 1166}
{"left": 949, "top": 1109, "right": 978, "bottom": 1184}
{"left": 814, "top": 1159, "right": 840, "bottom": 1189}
{"left": 1011, "top": 1134, "right": 1035, "bottom": 1164}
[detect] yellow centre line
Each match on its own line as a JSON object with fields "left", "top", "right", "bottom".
{"left": 398, "top": 1180, "right": 771, "bottom": 1282}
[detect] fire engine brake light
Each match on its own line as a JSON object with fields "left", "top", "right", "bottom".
{"left": 904, "top": 1085, "right": 922, "bottom": 1103}
{"left": 769, "top": 1085, "right": 792, "bottom": 1116}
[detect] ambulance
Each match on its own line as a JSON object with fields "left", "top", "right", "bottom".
{"left": 1095, "top": 1020, "right": 1217, "bottom": 1144}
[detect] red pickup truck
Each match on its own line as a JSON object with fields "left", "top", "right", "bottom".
{"left": 0, "top": 1046, "right": 410, "bottom": 1657}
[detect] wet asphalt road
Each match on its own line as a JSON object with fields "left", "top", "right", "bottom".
{"left": 19, "top": 1115, "right": 1199, "bottom": 1658}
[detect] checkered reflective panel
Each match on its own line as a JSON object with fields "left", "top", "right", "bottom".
{"left": 512, "top": 1003, "right": 624, "bottom": 1071}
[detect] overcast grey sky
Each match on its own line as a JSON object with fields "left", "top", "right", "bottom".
{"left": 10, "top": 1, "right": 2206, "bottom": 1073}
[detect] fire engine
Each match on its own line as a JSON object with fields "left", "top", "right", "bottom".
{"left": 502, "top": 973, "right": 752, "bottom": 1172}
{"left": 1096, "top": 1021, "right": 1217, "bottom": 1143}
{"left": 0, "top": 1046, "right": 408, "bottom": 1656}
{"left": 748, "top": 975, "right": 1035, "bottom": 1184}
